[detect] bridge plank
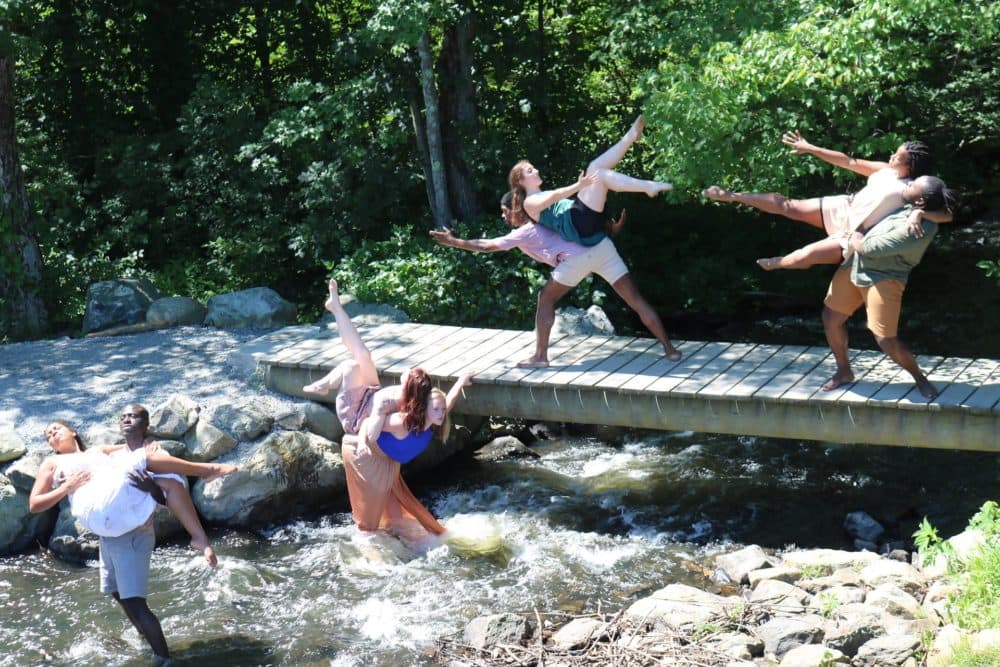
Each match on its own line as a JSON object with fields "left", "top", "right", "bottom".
{"left": 756, "top": 347, "right": 832, "bottom": 400}
{"left": 697, "top": 344, "right": 779, "bottom": 397}
{"left": 961, "top": 364, "right": 1000, "bottom": 413}
{"left": 815, "top": 350, "right": 889, "bottom": 404}
{"left": 671, "top": 342, "right": 756, "bottom": 396}
{"left": 534, "top": 336, "right": 635, "bottom": 387}
{"left": 405, "top": 326, "right": 503, "bottom": 377}
{"left": 936, "top": 359, "right": 1000, "bottom": 408}
{"left": 377, "top": 324, "right": 466, "bottom": 374}
{"left": 293, "top": 322, "right": 401, "bottom": 369}
{"left": 726, "top": 345, "right": 809, "bottom": 398}
{"left": 565, "top": 337, "right": 653, "bottom": 387}
{"left": 898, "top": 356, "right": 976, "bottom": 410}
{"left": 594, "top": 340, "right": 706, "bottom": 390}
{"left": 432, "top": 327, "right": 525, "bottom": 378}
{"left": 453, "top": 330, "right": 542, "bottom": 382}
{"left": 492, "top": 334, "right": 596, "bottom": 385}
{"left": 869, "top": 355, "right": 945, "bottom": 409}
{"left": 638, "top": 341, "right": 732, "bottom": 394}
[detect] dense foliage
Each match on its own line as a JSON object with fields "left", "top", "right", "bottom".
{"left": 1, "top": 0, "right": 998, "bottom": 338}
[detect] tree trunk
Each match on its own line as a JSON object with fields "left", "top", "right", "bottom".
{"left": 0, "top": 56, "right": 48, "bottom": 338}
{"left": 417, "top": 31, "right": 452, "bottom": 229}
{"left": 254, "top": 1, "right": 273, "bottom": 108}
{"left": 438, "top": 17, "right": 481, "bottom": 221}
{"left": 407, "top": 81, "right": 437, "bottom": 217}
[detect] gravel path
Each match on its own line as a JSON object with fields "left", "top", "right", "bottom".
{"left": 0, "top": 325, "right": 310, "bottom": 451}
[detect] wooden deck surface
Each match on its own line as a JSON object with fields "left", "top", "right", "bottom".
{"left": 256, "top": 323, "right": 1000, "bottom": 452}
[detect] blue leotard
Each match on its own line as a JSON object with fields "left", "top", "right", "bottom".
{"left": 376, "top": 429, "right": 433, "bottom": 464}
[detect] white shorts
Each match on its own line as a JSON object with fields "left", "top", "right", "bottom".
{"left": 820, "top": 194, "right": 851, "bottom": 237}
{"left": 551, "top": 237, "right": 629, "bottom": 287}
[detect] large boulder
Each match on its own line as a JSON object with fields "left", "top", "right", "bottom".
{"left": 149, "top": 394, "right": 201, "bottom": 439}
{"left": 183, "top": 420, "right": 238, "bottom": 462}
{"left": 192, "top": 431, "right": 344, "bottom": 525}
{"left": 204, "top": 287, "right": 297, "bottom": 329}
{"left": 625, "top": 583, "right": 737, "bottom": 629}
{"left": 0, "top": 474, "right": 55, "bottom": 555}
{"left": 0, "top": 431, "right": 26, "bottom": 463}
{"left": 146, "top": 296, "right": 206, "bottom": 327}
{"left": 463, "top": 613, "right": 530, "bottom": 650}
{"left": 47, "top": 507, "right": 100, "bottom": 562}
{"left": 553, "top": 305, "right": 615, "bottom": 337}
{"left": 211, "top": 403, "right": 272, "bottom": 442}
{"left": 82, "top": 278, "right": 163, "bottom": 334}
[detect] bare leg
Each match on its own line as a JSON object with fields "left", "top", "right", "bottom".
{"left": 146, "top": 451, "right": 237, "bottom": 480}
{"left": 821, "top": 306, "right": 855, "bottom": 391}
{"left": 577, "top": 116, "right": 671, "bottom": 211}
{"left": 874, "top": 335, "right": 938, "bottom": 399}
{"left": 114, "top": 594, "right": 169, "bottom": 660}
{"left": 305, "top": 279, "right": 379, "bottom": 394}
{"left": 587, "top": 115, "right": 645, "bottom": 172}
{"left": 757, "top": 237, "right": 846, "bottom": 271}
{"left": 517, "top": 279, "right": 574, "bottom": 368}
{"left": 157, "top": 478, "right": 217, "bottom": 567}
{"left": 609, "top": 274, "right": 681, "bottom": 361}
{"left": 704, "top": 186, "right": 824, "bottom": 229}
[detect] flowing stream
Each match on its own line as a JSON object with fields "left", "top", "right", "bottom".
{"left": 2, "top": 431, "right": 996, "bottom": 666}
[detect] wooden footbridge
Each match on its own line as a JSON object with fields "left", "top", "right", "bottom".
{"left": 254, "top": 322, "right": 1000, "bottom": 452}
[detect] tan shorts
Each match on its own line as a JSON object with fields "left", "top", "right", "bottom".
{"left": 820, "top": 194, "right": 851, "bottom": 237}
{"left": 552, "top": 237, "right": 629, "bottom": 287}
{"left": 824, "top": 267, "right": 905, "bottom": 338}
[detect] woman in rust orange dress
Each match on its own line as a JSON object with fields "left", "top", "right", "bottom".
{"left": 304, "top": 280, "right": 472, "bottom": 539}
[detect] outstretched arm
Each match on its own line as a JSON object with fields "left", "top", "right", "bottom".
{"left": 445, "top": 373, "right": 474, "bottom": 413}
{"left": 523, "top": 171, "right": 599, "bottom": 219}
{"left": 431, "top": 228, "right": 507, "bottom": 253}
{"left": 782, "top": 131, "right": 889, "bottom": 177}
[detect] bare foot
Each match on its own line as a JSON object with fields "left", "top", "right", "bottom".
{"left": 702, "top": 185, "right": 734, "bottom": 202}
{"left": 324, "top": 278, "right": 340, "bottom": 315}
{"left": 516, "top": 357, "right": 549, "bottom": 369}
{"left": 916, "top": 377, "right": 939, "bottom": 400}
{"left": 646, "top": 182, "right": 673, "bottom": 197}
{"left": 628, "top": 114, "right": 645, "bottom": 143}
{"left": 303, "top": 369, "right": 341, "bottom": 396}
{"left": 756, "top": 257, "right": 782, "bottom": 271}
{"left": 821, "top": 371, "right": 855, "bottom": 392}
{"left": 204, "top": 464, "right": 238, "bottom": 483}
{"left": 665, "top": 347, "right": 682, "bottom": 362}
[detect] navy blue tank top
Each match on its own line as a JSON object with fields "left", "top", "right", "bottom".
{"left": 377, "top": 429, "right": 433, "bottom": 464}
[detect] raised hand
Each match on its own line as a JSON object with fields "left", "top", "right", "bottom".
{"left": 781, "top": 130, "right": 811, "bottom": 154}
{"left": 429, "top": 228, "right": 455, "bottom": 246}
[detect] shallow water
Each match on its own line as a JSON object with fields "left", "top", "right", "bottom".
{"left": 2, "top": 431, "right": 996, "bottom": 666}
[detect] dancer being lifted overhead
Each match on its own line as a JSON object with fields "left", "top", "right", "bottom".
{"left": 703, "top": 131, "right": 952, "bottom": 270}
{"left": 303, "top": 280, "right": 472, "bottom": 540}
{"left": 507, "top": 115, "right": 673, "bottom": 247}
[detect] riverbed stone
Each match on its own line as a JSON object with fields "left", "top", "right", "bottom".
{"left": 716, "top": 544, "right": 771, "bottom": 584}
{"left": 212, "top": 403, "right": 272, "bottom": 442}
{"left": 706, "top": 632, "right": 764, "bottom": 660}
{"left": 756, "top": 616, "right": 824, "bottom": 659}
{"left": 749, "top": 579, "right": 812, "bottom": 612}
{"left": 625, "top": 583, "right": 736, "bottom": 629}
{"left": 149, "top": 394, "right": 201, "bottom": 439}
{"left": 853, "top": 634, "right": 921, "bottom": 666}
{"left": 183, "top": 420, "right": 238, "bottom": 461}
{"left": 858, "top": 559, "right": 925, "bottom": 596}
{"left": 3, "top": 449, "right": 47, "bottom": 492}
{"left": 46, "top": 508, "right": 100, "bottom": 562}
{"left": 747, "top": 565, "right": 801, "bottom": 587}
{"left": 301, "top": 402, "right": 343, "bottom": 443}
{"left": 922, "top": 580, "right": 958, "bottom": 621}
{"left": 797, "top": 568, "right": 862, "bottom": 593}
{"left": 864, "top": 583, "right": 923, "bottom": 619}
{"left": 553, "top": 305, "right": 615, "bottom": 337}
{"left": 0, "top": 475, "right": 54, "bottom": 555}
{"left": 822, "top": 610, "right": 883, "bottom": 656}
{"left": 778, "top": 643, "right": 848, "bottom": 666}
{"left": 0, "top": 432, "right": 26, "bottom": 463}
{"left": 192, "top": 431, "right": 343, "bottom": 525}
{"left": 474, "top": 435, "right": 539, "bottom": 462}
{"left": 549, "top": 617, "right": 606, "bottom": 649}
{"left": 780, "top": 548, "right": 880, "bottom": 575}
{"left": 146, "top": 296, "right": 206, "bottom": 327}
{"left": 204, "top": 287, "right": 296, "bottom": 328}
{"left": 82, "top": 277, "right": 163, "bottom": 334}
{"left": 463, "top": 613, "right": 530, "bottom": 649}
{"left": 843, "top": 511, "right": 885, "bottom": 543}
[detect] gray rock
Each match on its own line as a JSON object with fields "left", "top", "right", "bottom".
{"left": 474, "top": 436, "right": 540, "bottom": 462}
{"left": 149, "top": 394, "right": 201, "bottom": 439}
{"left": 146, "top": 296, "right": 206, "bottom": 327}
{"left": 274, "top": 409, "right": 306, "bottom": 431}
{"left": 212, "top": 403, "right": 272, "bottom": 442}
{"left": 853, "top": 538, "right": 878, "bottom": 552}
{"left": 301, "top": 402, "right": 343, "bottom": 442}
{"left": 716, "top": 544, "right": 771, "bottom": 585}
{"left": 47, "top": 507, "right": 100, "bottom": 562}
{"left": 858, "top": 560, "right": 925, "bottom": 597}
{"left": 183, "top": 420, "right": 238, "bottom": 462}
{"left": 747, "top": 565, "right": 802, "bottom": 588}
{"left": 0, "top": 431, "right": 26, "bottom": 463}
{"left": 778, "top": 644, "right": 848, "bottom": 666}
{"left": 553, "top": 305, "right": 615, "bottom": 337}
{"left": 798, "top": 568, "right": 862, "bottom": 593}
{"left": 756, "top": 616, "right": 824, "bottom": 659}
{"left": 749, "top": 579, "right": 812, "bottom": 613}
{"left": 549, "top": 617, "right": 605, "bottom": 649}
{"left": 4, "top": 449, "right": 47, "bottom": 492}
{"left": 853, "top": 634, "right": 921, "bottom": 667}
{"left": 822, "top": 611, "right": 883, "bottom": 656}
{"left": 0, "top": 474, "right": 55, "bottom": 555}
{"left": 82, "top": 277, "right": 163, "bottom": 334}
{"left": 843, "top": 511, "right": 885, "bottom": 543}
{"left": 705, "top": 632, "right": 764, "bottom": 660}
{"left": 463, "top": 613, "right": 529, "bottom": 650}
{"left": 864, "top": 583, "right": 923, "bottom": 619}
{"left": 204, "top": 287, "right": 296, "bottom": 329}
{"left": 781, "top": 548, "right": 880, "bottom": 575}
{"left": 341, "top": 296, "right": 411, "bottom": 325}
{"left": 625, "top": 584, "right": 737, "bottom": 629}
{"left": 192, "top": 431, "right": 344, "bottom": 525}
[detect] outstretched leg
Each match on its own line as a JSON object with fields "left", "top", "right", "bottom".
{"left": 113, "top": 594, "right": 169, "bottom": 660}
{"left": 517, "top": 279, "right": 574, "bottom": 368}
{"left": 757, "top": 237, "right": 846, "bottom": 271}
{"left": 304, "top": 279, "right": 379, "bottom": 395}
{"left": 704, "top": 186, "right": 824, "bottom": 230}
{"left": 156, "top": 478, "right": 217, "bottom": 567}
{"left": 577, "top": 116, "right": 671, "bottom": 212}
{"left": 874, "top": 336, "right": 938, "bottom": 399}
{"left": 587, "top": 115, "right": 645, "bottom": 172}
{"left": 146, "top": 451, "right": 237, "bottom": 480}
{"left": 610, "top": 274, "right": 681, "bottom": 361}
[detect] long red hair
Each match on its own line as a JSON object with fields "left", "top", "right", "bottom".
{"left": 400, "top": 368, "right": 432, "bottom": 432}
{"left": 507, "top": 160, "right": 532, "bottom": 226}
